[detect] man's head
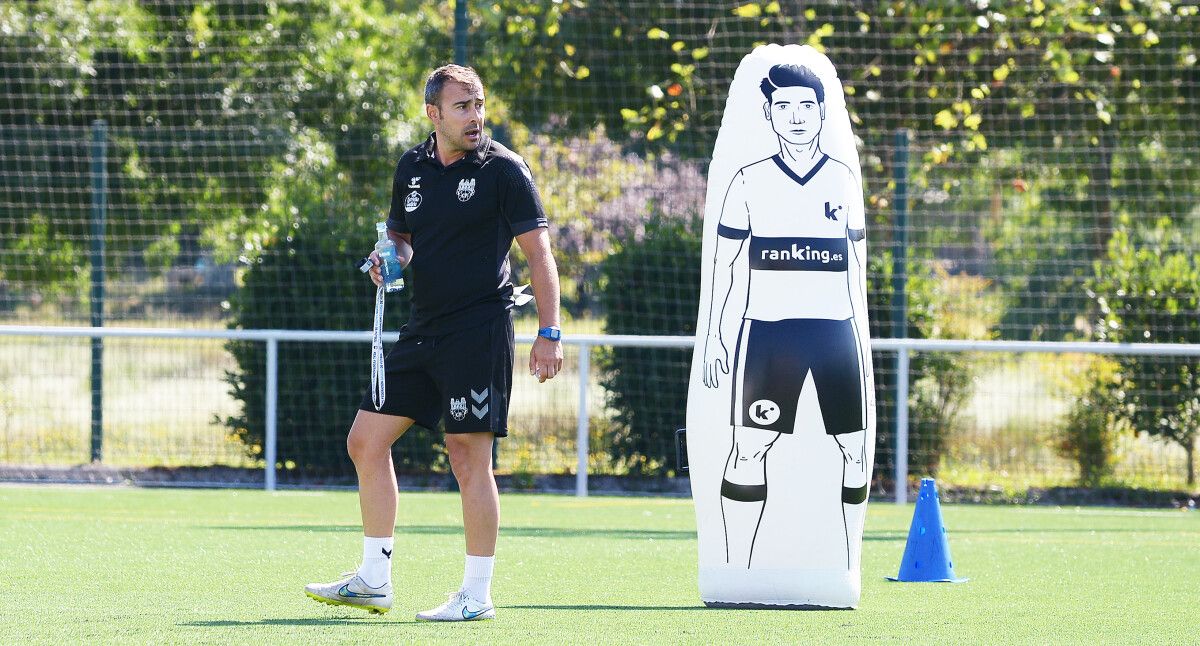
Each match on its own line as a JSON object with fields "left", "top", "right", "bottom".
{"left": 424, "top": 64, "right": 486, "bottom": 155}
{"left": 759, "top": 64, "right": 825, "bottom": 146}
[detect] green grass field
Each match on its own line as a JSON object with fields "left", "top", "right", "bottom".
{"left": 2, "top": 486, "right": 1197, "bottom": 644}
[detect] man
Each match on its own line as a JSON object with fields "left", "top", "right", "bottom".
{"left": 304, "top": 64, "right": 563, "bottom": 621}
{"left": 701, "top": 64, "right": 870, "bottom": 568}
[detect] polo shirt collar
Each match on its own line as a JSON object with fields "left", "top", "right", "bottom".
{"left": 419, "top": 132, "right": 493, "bottom": 167}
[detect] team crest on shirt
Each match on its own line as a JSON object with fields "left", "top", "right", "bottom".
{"left": 456, "top": 178, "right": 476, "bottom": 202}
{"left": 449, "top": 396, "right": 468, "bottom": 421}
{"left": 404, "top": 190, "right": 422, "bottom": 212}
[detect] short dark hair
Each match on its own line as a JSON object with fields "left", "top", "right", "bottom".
{"left": 759, "top": 64, "right": 824, "bottom": 103}
{"left": 424, "top": 64, "right": 483, "bottom": 106}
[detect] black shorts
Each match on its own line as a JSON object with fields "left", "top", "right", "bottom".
{"left": 730, "top": 317, "right": 866, "bottom": 436}
{"left": 359, "top": 313, "right": 514, "bottom": 436}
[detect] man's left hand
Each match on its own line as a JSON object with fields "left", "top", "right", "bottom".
{"left": 529, "top": 337, "right": 563, "bottom": 383}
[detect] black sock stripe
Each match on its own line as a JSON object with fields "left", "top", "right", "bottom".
{"left": 842, "top": 484, "right": 868, "bottom": 504}
{"left": 721, "top": 480, "right": 767, "bottom": 502}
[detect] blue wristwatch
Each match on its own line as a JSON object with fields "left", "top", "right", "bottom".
{"left": 537, "top": 326, "right": 562, "bottom": 342}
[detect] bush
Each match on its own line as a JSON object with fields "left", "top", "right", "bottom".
{"left": 868, "top": 255, "right": 1002, "bottom": 485}
{"left": 1056, "top": 358, "right": 1128, "bottom": 486}
{"left": 599, "top": 212, "right": 701, "bottom": 475}
{"left": 222, "top": 153, "right": 443, "bottom": 477}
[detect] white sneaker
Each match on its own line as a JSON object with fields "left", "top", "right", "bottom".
{"left": 415, "top": 590, "right": 495, "bottom": 622}
{"left": 304, "top": 571, "right": 392, "bottom": 615}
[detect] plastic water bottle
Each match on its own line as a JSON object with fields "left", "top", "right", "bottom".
{"left": 375, "top": 222, "right": 405, "bottom": 293}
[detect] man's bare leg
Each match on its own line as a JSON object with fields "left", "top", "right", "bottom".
{"left": 303, "top": 410, "right": 413, "bottom": 612}
{"left": 444, "top": 431, "right": 499, "bottom": 607}
{"left": 445, "top": 431, "right": 500, "bottom": 557}
{"left": 347, "top": 410, "right": 415, "bottom": 536}
{"left": 347, "top": 410, "right": 414, "bottom": 585}
{"left": 720, "top": 426, "right": 781, "bottom": 568}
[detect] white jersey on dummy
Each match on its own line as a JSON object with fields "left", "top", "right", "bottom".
{"left": 718, "top": 153, "right": 864, "bottom": 321}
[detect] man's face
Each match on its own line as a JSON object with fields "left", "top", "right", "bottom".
{"left": 763, "top": 85, "right": 824, "bottom": 146}
{"left": 427, "top": 80, "right": 485, "bottom": 154}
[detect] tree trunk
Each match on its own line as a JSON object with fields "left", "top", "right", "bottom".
{"left": 1187, "top": 439, "right": 1195, "bottom": 487}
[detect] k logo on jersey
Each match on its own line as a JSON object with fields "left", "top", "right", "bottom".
{"left": 456, "top": 178, "right": 476, "bottom": 202}
{"left": 824, "top": 201, "right": 843, "bottom": 221}
{"left": 749, "top": 399, "right": 781, "bottom": 425}
{"left": 449, "top": 396, "right": 467, "bottom": 421}
{"left": 405, "top": 190, "right": 422, "bottom": 212}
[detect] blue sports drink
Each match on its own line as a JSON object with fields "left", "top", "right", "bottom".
{"left": 375, "top": 222, "right": 405, "bottom": 293}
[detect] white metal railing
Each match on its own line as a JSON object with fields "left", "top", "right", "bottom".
{"left": 3, "top": 325, "right": 1199, "bottom": 499}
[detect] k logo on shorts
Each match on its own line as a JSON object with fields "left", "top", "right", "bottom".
{"left": 749, "top": 399, "right": 781, "bottom": 425}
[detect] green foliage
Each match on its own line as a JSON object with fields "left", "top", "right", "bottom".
{"left": 0, "top": 1, "right": 434, "bottom": 295}
{"left": 1088, "top": 215, "right": 1200, "bottom": 483}
{"left": 869, "top": 257, "right": 1003, "bottom": 482}
{"left": 222, "top": 152, "right": 443, "bottom": 475}
{"left": 599, "top": 213, "right": 702, "bottom": 475}
{"left": 1056, "top": 357, "right": 1128, "bottom": 487}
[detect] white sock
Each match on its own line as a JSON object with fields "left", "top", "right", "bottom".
{"left": 461, "top": 554, "right": 494, "bottom": 604}
{"left": 357, "top": 536, "right": 393, "bottom": 588}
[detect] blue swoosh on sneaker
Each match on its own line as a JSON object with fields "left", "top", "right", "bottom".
{"left": 462, "top": 606, "right": 489, "bottom": 620}
{"left": 338, "top": 584, "right": 386, "bottom": 599}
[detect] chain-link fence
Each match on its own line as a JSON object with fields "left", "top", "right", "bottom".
{"left": 1, "top": 2, "right": 1197, "bottom": 493}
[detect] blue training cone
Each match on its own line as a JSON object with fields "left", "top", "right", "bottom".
{"left": 887, "top": 478, "right": 967, "bottom": 583}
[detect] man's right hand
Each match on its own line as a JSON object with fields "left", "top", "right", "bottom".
{"left": 702, "top": 335, "right": 729, "bottom": 388}
{"left": 367, "top": 251, "right": 383, "bottom": 287}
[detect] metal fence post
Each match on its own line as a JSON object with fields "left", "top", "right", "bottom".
{"left": 895, "top": 346, "right": 910, "bottom": 504}
{"left": 454, "top": 0, "right": 468, "bottom": 65}
{"left": 90, "top": 119, "right": 107, "bottom": 463}
{"left": 265, "top": 337, "right": 278, "bottom": 491}
{"left": 576, "top": 342, "right": 590, "bottom": 497}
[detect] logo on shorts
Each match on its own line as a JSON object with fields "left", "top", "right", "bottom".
{"left": 470, "top": 388, "right": 489, "bottom": 419}
{"left": 749, "top": 399, "right": 780, "bottom": 425}
{"left": 449, "top": 397, "right": 468, "bottom": 421}
{"left": 456, "top": 178, "right": 476, "bottom": 202}
{"left": 404, "top": 190, "right": 422, "bottom": 212}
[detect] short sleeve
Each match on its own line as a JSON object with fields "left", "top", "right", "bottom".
{"left": 386, "top": 162, "right": 411, "bottom": 234}
{"left": 498, "top": 157, "right": 548, "bottom": 236}
{"left": 717, "top": 170, "right": 750, "bottom": 239}
{"left": 847, "top": 169, "right": 866, "bottom": 238}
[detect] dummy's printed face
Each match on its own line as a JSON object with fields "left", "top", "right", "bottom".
{"left": 428, "top": 81, "right": 485, "bottom": 153}
{"left": 763, "top": 85, "right": 824, "bottom": 146}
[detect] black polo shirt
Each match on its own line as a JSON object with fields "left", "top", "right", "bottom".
{"left": 386, "top": 132, "right": 548, "bottom": 336}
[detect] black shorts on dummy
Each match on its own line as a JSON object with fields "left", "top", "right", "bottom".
{"left": 359, "top": 313, "right": 514, "bottom": 437}
{"left": 730, "top": 317, "right": 866, "bottom": 436}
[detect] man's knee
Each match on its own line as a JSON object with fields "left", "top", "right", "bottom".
{"left": 346, "top": 412, "right": 408, "bottom": 465}
{"left": 446, "top": 434, "right": 493, "bottom": 484}
{"left": 346, "top": 428, "right": 380, "bottom": 465}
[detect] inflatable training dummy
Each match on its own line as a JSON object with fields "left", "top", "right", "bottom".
{"left": 685, "top": 44, "right": 876, "bottom": 609}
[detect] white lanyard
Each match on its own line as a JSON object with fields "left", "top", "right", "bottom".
{"left": 370, "top": 285, "right": 386, "bottom": 410}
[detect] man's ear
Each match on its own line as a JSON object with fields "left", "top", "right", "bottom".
{"left": 425, "top": 103, "right": 440, "bottom": 122}
{"left": 820, "top": 103, "right": 826, "bottom": 120}
{"left": 762, "top": 101, "right": 771, "bottom": 121}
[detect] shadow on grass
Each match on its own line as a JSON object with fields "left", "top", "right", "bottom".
{"left": 208, "top": 524, "right": 697, "bottom": 540}
{"left": 180, "top": 618, "right": 422, "bottom": 627}
{"left": 507, "top": 604, "right": 709, "bottom": 612}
